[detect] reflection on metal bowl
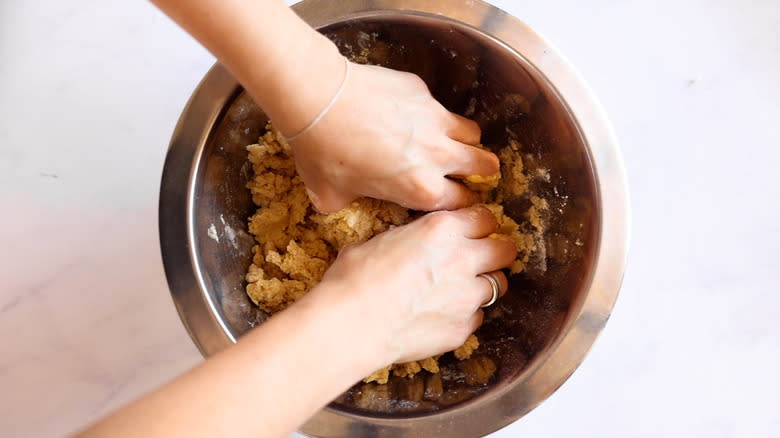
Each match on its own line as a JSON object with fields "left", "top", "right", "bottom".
{"left": 158, "top": 0, "right": 629, "bottom": 436}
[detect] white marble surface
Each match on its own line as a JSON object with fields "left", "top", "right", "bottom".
{"left": 1, "top": 0, "right": 778, "bottom": 437}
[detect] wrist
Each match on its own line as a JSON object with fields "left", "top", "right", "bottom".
{"left": 152, "top": 0, "right": 346, "bottom": 139}
{"left": 243, "top": 30, "right": 346, "bottom": 137}
{"left": 294, "top": 283, "right": 395, "bottom": 379}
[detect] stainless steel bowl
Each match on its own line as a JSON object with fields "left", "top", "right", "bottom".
{"left": 159, "top": 0, "right": 629, "bottom": 436}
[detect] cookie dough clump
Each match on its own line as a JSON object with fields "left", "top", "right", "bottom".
{"left": 244, "top": 123, "right": 546, "bottom": 383}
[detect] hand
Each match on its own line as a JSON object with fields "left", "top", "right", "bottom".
{"left": 95, "top": 3, "right": 508, "bottom": 438}
{"left": 286, "top": 62, "right": 500, "bottom": 213}
{"left": 300, "top": 206, "right": 516, "bottom": 366}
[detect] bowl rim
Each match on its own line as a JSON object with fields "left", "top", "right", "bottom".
{"left": 159, "top": 1, "right": 630, "bottom": 436}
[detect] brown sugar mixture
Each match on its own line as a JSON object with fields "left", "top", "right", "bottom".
{"left": 244, "top": 123, "right": 546, "bottom": 383}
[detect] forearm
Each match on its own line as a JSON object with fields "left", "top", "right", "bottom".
{"left": 79, "top": 287, "right": 380, "bottom": 438}
{"left": 150, "top": 0, "right": 344, "bottom": 136}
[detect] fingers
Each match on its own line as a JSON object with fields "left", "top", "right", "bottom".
{"left": 479, "top": 270, "right": 509, "bottom": 301}
{"left": 306, "top": 187, "right": 356, "bottom": 214}
{"left": 436, "top": 205, "right": 500, "bottom": 238}
{"left": 414, "top": 178, "right": 481, "bottom": 211}
{"left": 445, "top": 112, "right": 482, "bottom": 145}
{"left": 463, "top": 271, "right": 509, "bottom": 312}
{"left": 444, "top": 140, "right": 501, "bottom": 179}
{"left": 466, "top": 236, "right": 517, "bottom": 273}
{"left": 462, "top": 271, "right": 511, "bottom": 313}
{"left": 466, "top": 309, "right": 485, "bottom": 333}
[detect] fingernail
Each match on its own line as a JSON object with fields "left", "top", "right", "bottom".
{"left": 306, "top": 188, "right": 324, "bottom": 212}
{"left": 475, "top": 204, "right": 492, "bottom": 214}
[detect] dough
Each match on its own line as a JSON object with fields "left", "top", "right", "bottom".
{"left": 244, "top": 123, "right": 546, "bottom": 384}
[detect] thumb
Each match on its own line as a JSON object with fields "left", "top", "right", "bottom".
{"left": 306, "top": 187, "right": 356, "bottom": 213}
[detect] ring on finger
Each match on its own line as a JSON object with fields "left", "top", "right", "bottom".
{"left": 479, "top": 272, "right": 501, "bottom": 308}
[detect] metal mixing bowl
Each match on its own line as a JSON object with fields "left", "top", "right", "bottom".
{"left": 159, "top": 0, "right": 629, "bottom": 436}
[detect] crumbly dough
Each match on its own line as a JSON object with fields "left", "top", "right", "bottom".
{"left": 244, "top": 123, "right": 546, "bottom": 384}
{"left": 453, "top": 334, "right": 479, "bottom": 360}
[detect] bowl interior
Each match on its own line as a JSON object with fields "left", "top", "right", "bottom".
{"left": 190, "top": 14, "right": 599, "bottom": 417}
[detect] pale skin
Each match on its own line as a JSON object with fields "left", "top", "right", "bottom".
{"left": 78, "top": 1, "right": 515, "bottom": 437}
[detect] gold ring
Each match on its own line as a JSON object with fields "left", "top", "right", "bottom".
{"left": 479, "top": 273, "right": 501, "bottom": 308}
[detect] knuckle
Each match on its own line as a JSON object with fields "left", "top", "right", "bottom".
{"left": 467, "top": 120, "right": 482, "bottom": 138}
{"left": 428, "top": 196, "right": 447, "bottom": 211}
{"left": 403, "top": 72, "right": 427, "bottom": 89}
{"left": 411, "top": 177, "right": 444, "bottom": 208}
{"left": 424, "top": 139, "right": 451, "bottom": 163}
{"left": 448, "top": 322, "right": 474, "bottom": 349}
{"left": 457, "top": 319, "right": 473, "bottom": 335}
{"left": 424, "top": 211, "right": 456, "bottom": 233}
{"left": 437, "top": 107, "right": 459, "bottom": 127}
